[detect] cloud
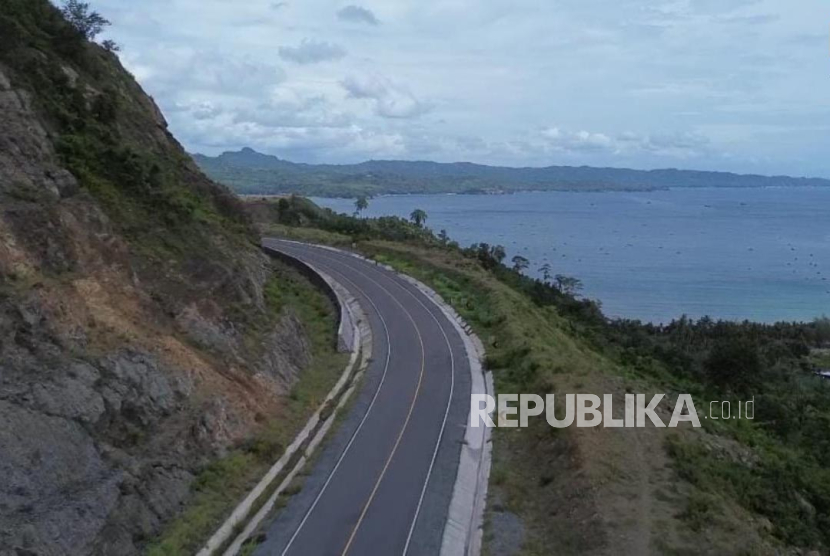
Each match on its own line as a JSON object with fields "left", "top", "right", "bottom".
{"left": 231, "top": 91, "right": 352, "bottom": 129}
{"left": 278, "top": 39, "right": 346, "bottom": 64}
{"left": 541, "top": 127, "right": 615, "bottom": 152}
{"left": 341, "top": 74, "right": 431, "bottom": 119}
{"left": 127, "top": 49, "right": 286, "bottom": 100}
{"left": 336, "top": 5, "right": 379, "bottom": 26}
{"left": 190, "top": 101, "right": 222, "bottom": 121}
{"left": 181, "top": 117, "right": 406, "bottom": 163}
{"left": 540, "top": 127, "right": 710, "bottom": 158}
{"left": 104, "top": 0, "right": 830, "bottom": 176}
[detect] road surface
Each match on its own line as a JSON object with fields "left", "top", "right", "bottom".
{"left": 255, "top": 239, "right": 471, "bottom": 556}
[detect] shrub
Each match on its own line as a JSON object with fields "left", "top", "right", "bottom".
{"left": 704, "top": 338, "right": 763, "bottom": 393}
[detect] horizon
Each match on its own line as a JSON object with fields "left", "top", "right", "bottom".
{"left": 197, "top": 146, "right": 830, "bottom": 181}
{"left": 97, "top": 1, "right": 830, "bottom": 179}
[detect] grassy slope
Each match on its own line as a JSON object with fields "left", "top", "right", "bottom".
{"left": 361, "top": 242, "right": 780, "bottom": 556}
{"left": 0, "top": 0, "right": 257, "bottom": 283}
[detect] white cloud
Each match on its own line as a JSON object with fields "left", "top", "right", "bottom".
{"left": 336, "top": 5, "right": 379, "bottom": 25}
{"left": 539, "top": 127, "right": 710, "bottom": 159}
{"left": 126, "top": 48, "right": 285, "bottom": 100}
{"left": 102, "top": 0, "right": 830, "bottom": 175}
{"left": 278, "top": 39, "right": 346, "bottom": 65}
{"left": 341, "top": 74, "right": 431, "bottom": 119}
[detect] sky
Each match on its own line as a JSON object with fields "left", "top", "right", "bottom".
{"left": 97, "top": 0, "right": 830, "bottom": 177}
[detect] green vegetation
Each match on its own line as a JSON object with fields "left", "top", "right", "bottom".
{"left": 0, "top": 0, "right": 254, "bottom": 263}
{"left": 245, "top": 195, "right": 436, "bottom": 245}
{"left": 192, "top": 147, "right": 830, "bottom": 198}
{"left": 262, "top": 196, "right": 830, "bottom": 553}
{"left": 810, "top": 347, "right": 830, "bottom": 369}
{"left": 353, "top": 194, "right": 369, "bottom": 216}
{"left": 409, "top": 208, "right": 427, "bottom": 227}
{"left": 147, "top": 262, "right": 348, "bottom": 555}
{"left": 60, "top": 0, "right": 109, "bottom": 40}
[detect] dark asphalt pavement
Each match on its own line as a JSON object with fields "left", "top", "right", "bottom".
{"left": 255, "top": 240, "right": 471, "bottom": 556}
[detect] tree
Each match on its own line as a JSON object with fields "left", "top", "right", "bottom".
{"left": 704, "top": 338, "right": 763, "bottom": 393}
{"left": 277, "top": 197, "right": 290, "bottom": 221}
{"left": 539, "top": 263, "right": 552, "bottom": 283}
{"left": 61, "top": 0, "right": 110, "bottom": 40}
{"left": 438, "top": 229, "right": 449, "bottom": 245}
{"left": 102, "top": 39, "right": 120, "bottom": 52}
{"left": 471, "top": 243, "right": 507, "bottom": 270}
{"left": 410, "top": 208, "right": 427, "bottom": 227}
{"left": 354, "top": 195, "right": 369, "bottom": 216}
{"left": 511, "top": 255, "right": 530, "bottom": 273}
{"left": 815, "top": 316, "right": 830, "bottom": 346}
{"left": 554, "top": 274, "right": 583, "bottom": 296}
{"left": 491, "top": 245, "right": 506, "bottom": 265}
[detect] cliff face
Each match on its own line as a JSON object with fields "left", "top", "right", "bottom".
{"left": 0, "top": 2, "right": 311, "bottom": 554}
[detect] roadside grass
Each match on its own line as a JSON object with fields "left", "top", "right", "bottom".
{"left": 809, "top": 349, "right": 830, "bottom": 369}
{"left": 355, "top": 241, "right": 790, "bottom": 555}
{"left": 257, "top": 222, "right": 353, "bottom": 247}
{"left": 358, "top": 242, "right": 630, "bottom": 554}
{"left": 145, "top": 262, "right": 348, "bottom": 556}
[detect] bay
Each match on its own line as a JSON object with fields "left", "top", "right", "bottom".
{"left": 312, "top": 187, "right": 830, "bottom": 323}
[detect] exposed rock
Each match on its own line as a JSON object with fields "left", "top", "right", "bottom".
{"left": 0, "top": 400, "right": 121, "bottom": 556}
{"left": 30, "top": 362, "right": 105, "bottom": 423}
{"left": 176, "top": 302, "right": 239, "bottom": 353}
{"left": 0, "top": 67, "right": 68, "bottom": 202}
{"left": 101, "top": 350, "right": 192, "bottom": 424}
{"left": 257, "top": 312, "right": 313, "bottom": 389}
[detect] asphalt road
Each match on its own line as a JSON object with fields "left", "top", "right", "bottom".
{"left": 255, "top": 239, "right": 471, "bottom": 556}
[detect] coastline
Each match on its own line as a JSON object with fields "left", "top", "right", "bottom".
{"left": 308, "top": 186, "right": 830, "bottom": 325}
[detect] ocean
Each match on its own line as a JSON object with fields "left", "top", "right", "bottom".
{"left": 312, "top": 187, "right": 830, "bottom": 323}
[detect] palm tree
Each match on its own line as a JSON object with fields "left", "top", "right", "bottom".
{"left": 410, "top": 208, "right": 428, "bottom": 227}
{"left": 354, "top": 195, "right": 369, "bottom": 216}
{"left": 554, "top": 274, "right": 583, "bottom": 296}
{"left": 491, "top": 245, "right": 506, "bottom": 265}
{"left": 539, "top": 263, "right": 552, "bottom": 283}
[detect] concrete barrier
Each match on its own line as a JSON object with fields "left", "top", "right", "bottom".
{"left": 196, "top": 242, "right": 371, "bottom": 556}
{"left": 262, "top": 243, "right": 355, "bottom": 353}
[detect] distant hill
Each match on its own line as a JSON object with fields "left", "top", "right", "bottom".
{"left": 192, "top": 147, "right": 830, "bottom": 197}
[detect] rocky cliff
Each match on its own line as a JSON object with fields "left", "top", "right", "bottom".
{"left": 0, "top": 2, "right": 314, "bottom": 554}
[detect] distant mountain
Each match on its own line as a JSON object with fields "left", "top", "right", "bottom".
{"left": 192, "top": 147, "right": 830, "bottom": 197}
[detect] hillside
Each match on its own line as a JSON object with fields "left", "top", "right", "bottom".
{"left": 0, "top": 3, "right": 344, "bottom": 554}
{"left": 193, "top": 147, "right": 830, "bottom": 197}
{"left": 252, "top": 195, "right": 830, "bottom": 555}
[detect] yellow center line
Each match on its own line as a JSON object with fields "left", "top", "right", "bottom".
{"left": 340, "top": 297, "right": 426, "bottom": 555}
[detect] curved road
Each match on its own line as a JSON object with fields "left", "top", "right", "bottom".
{"left": 256, "top": 239, "right": 471, "bottom": 556}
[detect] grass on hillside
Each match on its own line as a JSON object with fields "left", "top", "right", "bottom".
{"left": 145, "top": 262, "right": 348, "bottom": 556}
{"left": 353, "top": 242, "right": 676, "bottom": 554}
{"left": 341, "top": 240, "right": 815, "bottom": 554}
{"left": 0, "top": 0, "right": 255, "bottom": 270}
